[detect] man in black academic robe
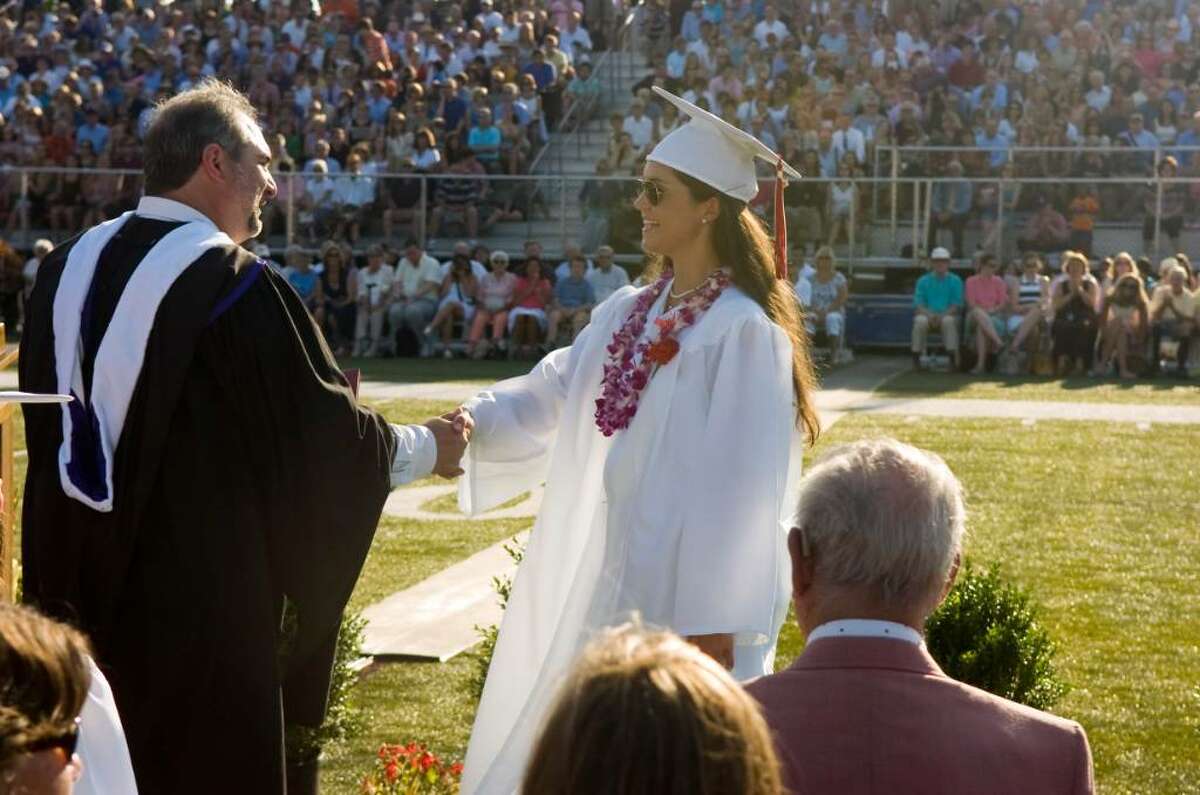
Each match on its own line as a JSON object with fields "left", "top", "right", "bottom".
{"left": 19, "top": 81, "right": 469, "bottom": 794}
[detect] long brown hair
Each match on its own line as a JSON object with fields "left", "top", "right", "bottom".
{"left": 644, "top": 170, "right": 820, "bottom": 443}
{"left": 0, "top": 603, "right": 91, "bottom": 773}
{"left": 521, "top": 624, "right": 784, "bottom": 795}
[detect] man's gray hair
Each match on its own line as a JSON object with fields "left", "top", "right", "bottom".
{"left": 793, "top": 438, "right": 966, "bottom": 604}
{"left": 143, "top": 79, "right": 258, "bottom": 194}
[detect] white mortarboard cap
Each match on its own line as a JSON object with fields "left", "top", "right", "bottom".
{"left": 647, "top": 86, "right": 801, "bottom": 203}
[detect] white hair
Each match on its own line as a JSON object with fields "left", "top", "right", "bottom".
{"left": 792, "top": 438, "right": 966, "bottom": 604}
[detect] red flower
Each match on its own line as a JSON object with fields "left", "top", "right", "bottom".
{"left": 384, "top": 761, "right": 400, "bottom": 783}
{"left": 450, "top": 763, "right": 464, "bottom": 777}
{"left": 645, "top": 337, "right": 680, "bottom": 366}
{"left": 419, "top": 751, "right": 436, "bottom": 772}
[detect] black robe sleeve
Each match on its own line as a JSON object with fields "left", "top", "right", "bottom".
{"left": 196, "top": 258, "right": 397, "bottom": 727}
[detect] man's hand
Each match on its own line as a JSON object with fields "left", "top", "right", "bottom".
{"left": 425, "top": 410, "right": 473, "bottom": 479}
{"left": 686, "top": 633, "right": 734, "bottom": 670}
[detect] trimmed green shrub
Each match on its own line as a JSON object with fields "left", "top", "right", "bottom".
{"left": 926, "top": 564, "right": 1068, "bottom": 711}
{"left": 282, "top": 605, "right": 367, "bottom": 764}
{"left": 468, "top": 540, "right": 524, "bottom": 703}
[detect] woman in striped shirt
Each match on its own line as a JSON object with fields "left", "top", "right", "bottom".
{"left": 1006, "top": 253, "right": 1050, "bottom": 353}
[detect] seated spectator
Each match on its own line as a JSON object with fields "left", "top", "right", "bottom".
{"left": 1050, "top": 251, "right": 1101, "bottom": 376}
{"left": 784, "top": 149, "right": 828, "bottom": 257}
{"left": 926, "top": 160, "right": 973, "bottom": 260}
{"left": 1143, "top": 156, "right": 1186, "bottom": 257}
{"left": 911, "top": 248, "right": 963, "bottom": 371}
{"left": 623, "top": 97, "right": 656, "bottom": 156}
{"left": 381, "top": 157, "right": 424, "bottom": 242}
{"left": 978, "top": 162, "right": 1021, "bottom": 257}
{"left": 508, "top": 256, "right": 553, "bottom": 359}
{"left": 300, "top": 159, "right": 339, "bottom": 242}
{"left": 1067, "top": 185, "right": 1100, "bottom": 258}
{"left": 468, "top": 108, "right": 503, "bottom": 172}
{"left": 411, "top": 128, "right": 443, "bottom": 172}
{"left": 354, "top": 244, "right": 396, "bottom": 358}
{"left": 546, "top": 254, "right": 595, "bottom": 346}
{"left": 1150, "top": 263, "right": 1196, "bottom": 378}
{"left": 426, "top": 253, "right": 478, "bottom": 358}
{"left": 1095, "top": 273, "right": 1150, "bottom": 379}
{"left": 564, "top": 61, "right": 601, "bottom": 123}
{"left": 388, "top": 240, "right": 442, "bottom": 358}
{"left": 1007, "top": 253, "right": 1051, "bottom": 354}
{"left": 586, "top": 246, "right": 630, "bottom": 305}
{"left": 746, "top": 439, "right": 1094, "bottom": 795}
{"left": 579, "top": 158, "right": 623, "bottom": 253}
{"left": 964, "top": 253, "right": 1010, "bottom": 375}
{"left": 331, "top": 150, "right": 376, "bottom": 244}
{"left": 430, "top": 149, "right": 486, "bottom": 241}
{"left": 440, "top": 241, "right": 489, "bottom": 281}
{"left": 467, "top": 249, "right": 518, "bottom": 359}
{"left": 318, "top": 243, "right": 357, "bottom": 357}
{"left": 286, "top": 245, "right": 324, "bottom": 324}
{"left": 804, "top": 246, "right": 849, "bottom": 363}
{"left": 1017, "top": 198, "right": 1070, "bottom": 255}
{"left": 554, "top": 243, "right": 593, "bottom": 282}
{"left": 522, "top": 622, "right": 784, "bottom": 795}
{"left": 825, "top": 162, "right": 857, "bottom": 246}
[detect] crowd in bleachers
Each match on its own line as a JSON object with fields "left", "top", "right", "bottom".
{"left": 262, "top": 235, "right": 629, "bottom": 358}
{"left": 577, "top": 0, "right": 1200, "bottom": 259}
{"left": 0, "top": 0, "right": 608, "bottom": 245}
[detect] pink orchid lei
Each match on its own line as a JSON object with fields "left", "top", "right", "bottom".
{"left": 594, "top": 268, "right": 731, "bottom": 436}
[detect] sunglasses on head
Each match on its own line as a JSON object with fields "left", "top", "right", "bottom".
{"left": 635, "top": 178, "right": 665, "bottom": 206}
{"left": 26, "top": 717, "right": 80, "bottom": 759}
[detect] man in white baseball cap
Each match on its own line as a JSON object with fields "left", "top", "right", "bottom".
{"left": 912, "top": 246, "right": 964, "bottom": 370}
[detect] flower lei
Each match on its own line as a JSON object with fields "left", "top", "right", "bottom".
{"left": 594, "top": 268, "right": 731, "bottom": 436}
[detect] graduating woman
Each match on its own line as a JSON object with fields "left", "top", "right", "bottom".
{"left": 455, "top": 87, "right": 820, "bottom": 794}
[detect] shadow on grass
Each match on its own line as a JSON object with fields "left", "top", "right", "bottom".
{"left": 338, "top": 356, "right": 530, "bottom": 385}
{"left": 879, "top": 369, "right": 1200, "bottom": 404}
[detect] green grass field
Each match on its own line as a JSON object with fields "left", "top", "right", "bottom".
{"left": 318, "top": 406, "right": 1200, "bottom": 794}
{"left": 7, "top": 380, "right": 1197, "bottom": 793}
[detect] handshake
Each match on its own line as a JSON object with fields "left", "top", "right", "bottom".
{"left": 425, "top": 407, "right": 474, "bottom": 479}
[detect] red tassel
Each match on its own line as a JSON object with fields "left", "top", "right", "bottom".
{"left": 773, "top": 157, "right": 788, "bottom": 280}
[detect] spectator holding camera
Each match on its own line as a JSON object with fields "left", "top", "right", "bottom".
{"left": 425, "top": 253, "right": 478, "bottom": 358}
{"left": 1095, "top": 273, "right": 1150, "bottom": 379}
{"left": 1051, "top": 251, "right": 1101, "bottom": 376}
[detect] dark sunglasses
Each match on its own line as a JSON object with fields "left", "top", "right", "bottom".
{"left": 635, "top": 179, "right": 665, "bottom": 206}
{"left": 26, "top": 717, "right": 80, "bottom": 758}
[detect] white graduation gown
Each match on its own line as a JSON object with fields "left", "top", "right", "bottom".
{"left": 457, "top": 282, "right": 804, "bottom": 795}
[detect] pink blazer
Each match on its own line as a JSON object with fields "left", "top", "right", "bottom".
{"left": 745, "top": 637, "right": 1094, "bottom": 795}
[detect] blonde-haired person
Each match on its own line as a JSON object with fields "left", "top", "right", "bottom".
{"left": 1094, "top": 272, "right": 1151, "bottom": 378}
{"left": 1050, "top": 251, "right": 1101, "bottom": 376}
{"left": 522, "top": 623, "right": 783, "bottom": 795}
